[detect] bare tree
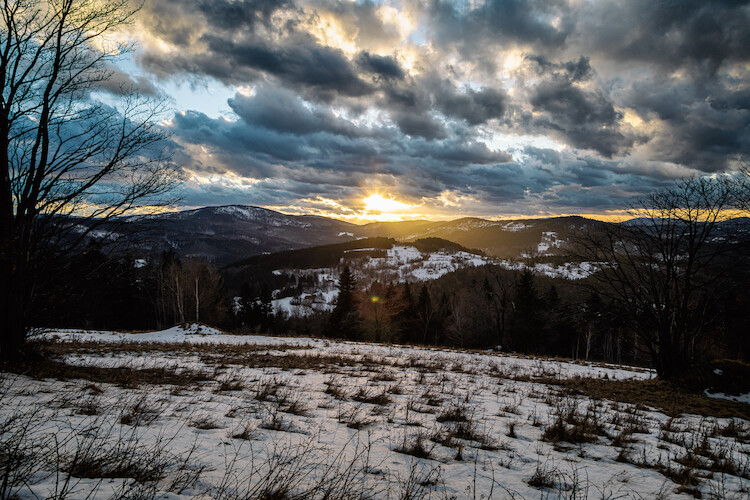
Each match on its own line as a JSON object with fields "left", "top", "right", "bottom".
{"left": 575, "top": 174, "right": 749, "bottom": 379}
{"left": 0, "top": 0, "right": 180, "bottom": 358}
{"left": 446, "top": 292, "right": 467, "bottom": 348}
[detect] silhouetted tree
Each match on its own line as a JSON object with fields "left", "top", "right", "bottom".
{"left": 509, "top": 270, "right": 545, "bottom": 352}
{"left": 0, "top": 0, "right": 180, "bottom": 358}
{"left": 416, "top": 285, "right": 437, "bottom": 345}
{"left": 575, "top": 175, "right": 750, "bottom": 379}
{"left": 327, "top": 266, "right": 363, "bottom": 340}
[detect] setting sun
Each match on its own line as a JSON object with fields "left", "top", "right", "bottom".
{"left": 362, "top": 194, "right": 412, "bottom": 213}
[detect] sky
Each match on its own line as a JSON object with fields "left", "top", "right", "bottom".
{"left": 107, "top": 0, "right": 750, "bottom": 222}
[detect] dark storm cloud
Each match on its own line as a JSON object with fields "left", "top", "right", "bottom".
{"left": 356, "top": 52, "right": 405, "bottom": 80}
{"left": 433, "top": 83, "right": 507, "bottom": 125}
{"left": 228, "top": 87, "right": 363, "bottom": 137}
{"left": 139, "top": 0, "right": 295, "bottom": 46}
{"left": 170, "top": 89, "right": 528, "bottom": 205}
{"left": 194, "top": 0, "right": 293, "bottom": 31}
{"left": 128, "top": 0, "right": 750, "bottom": 214}
{"left": 524, "top": 55, "right": 641, "bottom": 157}
{"left": 167, "top": 86, "right": 658, "bottom": 213}
{"left": 200, "top": 34, "right": 373, "bottom": 97}
{"left": 393, "top": 112, "right": 446, "bottom": 140}
{"left": 94, "top": 67, "right": 159, "bottom": 96}
{"left": 530, "top": 81, "right": 628, "bottom": 157}
{"left": 427, "top": 0, "right": 573, "bottom": 53}
{"left": 580, "top": 0, "right": 750, "bottom": 74}
{"left": 138, "top": 0, "right": 374, "bottom": 99}
{"left": 525, "top": 55, "right": 593, "bottom": 82}
{"left": 625, "top": 77, "right": 750, "bottom": 169}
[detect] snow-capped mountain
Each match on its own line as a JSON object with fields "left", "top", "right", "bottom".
{"left": 103, "top": 205, "right": 360, "bottom": 264}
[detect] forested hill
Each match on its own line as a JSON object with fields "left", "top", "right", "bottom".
{"left": 358, "top": 216, "right": 606, "bottom": 258}
{"left": 83, "top": 205, "right": 608, "bottom": 264}
{"left": 82, "top": 205, "right": 359, "bottom": 265}
{"left": 226, "top": 237, "right": 397, "bottom": 271}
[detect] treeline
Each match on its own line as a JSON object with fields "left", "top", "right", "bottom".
{"left": 235, "top": 263, "right": 750, "bottom": 365}
{"left": 34, "top": 244, "right": 229, "bottom": 331}
{"left": 37, "top": 240, "right": 750, "bottom": 368}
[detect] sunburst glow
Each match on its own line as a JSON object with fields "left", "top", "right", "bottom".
{"left": 363, "top": 194, "right": 412, "bottom": 213}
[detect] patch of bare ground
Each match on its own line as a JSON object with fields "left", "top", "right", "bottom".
{"left": 4, "top": 358, "right": 211, "bottom": 388}
{"left": 540, "top": 376, "right": 750, "bottom": 420}
{"left": 37, "top": 339, "right": 312, "bottom": 357}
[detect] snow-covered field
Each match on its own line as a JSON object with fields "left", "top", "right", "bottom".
{"left": 3, "top": 327, "right": 748, "bottom": 499}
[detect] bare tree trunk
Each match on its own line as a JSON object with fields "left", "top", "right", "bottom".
{"left": 195, "top": 275, "right": 200, "bottom": 323}
{"left": 175, "top": 275, "right": 184, "bottom": 324}
{"left": 0, "top": 0, "right": 179, "bottom": 357}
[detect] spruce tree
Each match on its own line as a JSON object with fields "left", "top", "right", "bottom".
{"left": 509, "top": 270, "right": 545, "bottom": 352}
{"left": 327, "top": 266, "right": 363, "bottom": 340}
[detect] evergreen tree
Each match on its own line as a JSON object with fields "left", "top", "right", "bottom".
{"left": 509, "top": 270, "right": 545, "bottom": 352}
{"left": 326, "top": 266, "right": 363, "bottom": 340}
{"left": 416, "top": 285, "right": 435, "bottom": 345}
{"left": 394, "top": 283, "right": 419, "bottom": 344}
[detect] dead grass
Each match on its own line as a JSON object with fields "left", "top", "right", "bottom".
{"left": 352, "top": 387, "right": 391, "bottom": 406}
{"left": 6, "top": 357, "right": 211, "bottom": 388}
{"left": 189, "top": 416, "right": 222, "bottom": 430}
{"left": 38, "top": 339, "right": 311, "bottom": 357}
{"left": 435, "top": 404, "right": 472, "bottom": 423}
{"left": 394, "top": 431, "right": 434, "bottom": 460}
{"left": 542, "top": 376, "right": 750, "bottom": 420}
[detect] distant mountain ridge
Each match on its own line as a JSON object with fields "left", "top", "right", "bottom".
{"left": 88, "top": 205, "right": 750, "bottom": 266}
{"left": 110, "top": 205, "right": 358, "bottom": 264}
{"left": 96, "top": 205, "right": 609, "bottom": 264}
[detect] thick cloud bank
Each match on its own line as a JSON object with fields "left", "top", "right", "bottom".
{"left": 123, "top": 0, "right": 750, "bottom": 218}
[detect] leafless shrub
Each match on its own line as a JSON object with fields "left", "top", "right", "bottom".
{"left": 75, "top": 396, "right": 100, "bottom": 416}
{"left": 252, "top": 377, "right": 285, "bottom": 402}
{"left": 352, "top": 387, "right": 391, "bottom": 406}
{"left": 718, "top": 420, "right": 750, "bottom": 443}
{"left": 436, "top": 403, "right": 472, "bottom": 423}
{"left": 394, "top": 431, "right": 435, "bottom": 460}
{"left": 120, "top": 395, "right": 162, "bottom": 427}
{"left": 61, "top": 420, "right": 188, "bottom": 488}
{"left": 215, "top": 375, "right": 245, "bottom": 393}
{"left": 656, "top": 461, "right": 701, "bottom": 497}
{"left": 259, "top": 410, "right": 304, "bottom": 434}
{"left": 371, "top": 371, "right": 397, "bottom": 382}
{"left": 231, "top": 421, "right": 257, "bottom": 441}
{"left": 215, "top": 434, "right": 383, "bottom": 499}
{"left": 275, "top": 387, "right": 310, "bottom": 416}
{"left": 337, "top": 405, "right": 372, "bottom": 430}
{"left": 324, "top": 376, "right": 349, "bottom": 401}
{"left": 506, "top": 421, "right": 517, "bottom": 438}
{"left": 527, "top": 458, "right": 560, "bottom": 490}
{"left": 0, "top": 407, "right": 48, "bottom": 499}
{"left": 396, "top": 461, "right": 444, "bottom": 500}
{"left": 542, "top": 399, "right": 609, "bottom": 445}
{"left": 190, "top": 415, "right": 222, "bottom": 430}
{"left": 420, "top": 389, "right": 443, "bottom": 407}
{"left": 387, "top": 384, "right": 404, "bottom": 395}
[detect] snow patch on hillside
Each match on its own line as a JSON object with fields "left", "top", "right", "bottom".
{"left": 537, "top": 231, "right": 564, "bottom": 254}
{"left": 502, "top": 221, "right": 529, "bottom": 232}
{"left": 270, "top": 245, "right": 492, "bottom": 316}
{"left": 498, "top": 260, "right": 596, "bottom": 280}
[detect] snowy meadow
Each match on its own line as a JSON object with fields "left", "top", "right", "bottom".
{"left": 2, "top": 326, "right": 749, "bottom": 499}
